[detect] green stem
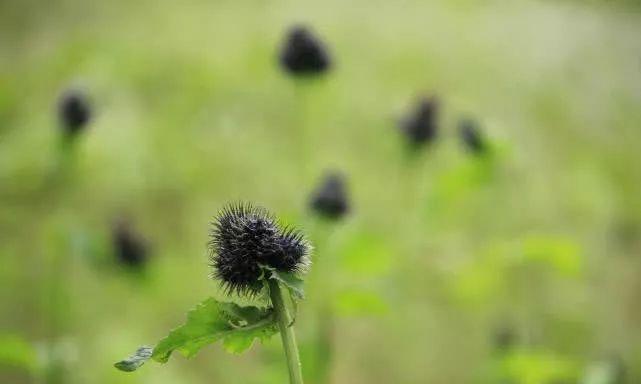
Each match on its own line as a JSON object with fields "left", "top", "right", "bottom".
{"left": 317, "top": 305, "right": 334, "bottom": 384}
{"left": 269, "top": 279, "right": 304, "bottom": 384}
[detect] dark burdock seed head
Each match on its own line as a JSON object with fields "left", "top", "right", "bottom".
{"left": 209, "top": 203, "right": 311, "bottom": 297}
{"left": 399, "top": 96, "right": 439, "bottom": 147}
{"left": 58, "top": 89, "right": 91, "bottom": 137}
{"left": 309, "top": 171, "right": 350, "bottom": 220}
{"left": 279, "top": 25, "right": 331, "bottom": 76}
{"left": 459, "top": 117, "right": 486, "bottom": 154}
{"left": 113, "top": 220, "right": 148, "bottom": 269}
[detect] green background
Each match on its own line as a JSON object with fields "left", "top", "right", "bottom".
{"left": 1, "top": 0, "right": 640, "bottom": 383}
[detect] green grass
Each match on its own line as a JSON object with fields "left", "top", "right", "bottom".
{"left": 1, "top": 0, "right": 641, "bottom": 383}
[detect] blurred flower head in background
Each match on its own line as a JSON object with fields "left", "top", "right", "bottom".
{"left": 459, "top": 117, "right": 486, "bottom": 155}
{"left": 279, "top": 25, "right": 331, "bottom": 76}
{"left": 399, "top": 96, "right": 439, "bottom": 148}
{"left": 309, "top": 171, "right": 350, "bottom": 220}
{"left": 112, "top": 218, "right": 149, "bottom": 269}
{"left": 57, "top": 88, "right": 92, "bottom": 138}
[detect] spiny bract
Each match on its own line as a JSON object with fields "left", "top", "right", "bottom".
{"left": 209, "top": 203, "right": 311, "bottom": 296}
{"left": 279, "top": 25, "right": 331, "bottom": 76}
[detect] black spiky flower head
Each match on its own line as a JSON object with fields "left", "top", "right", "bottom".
{"left": 309, "top": 171, "right": 350, "bottom": 220}
{"left": 399, "top": 96, "right": 439, "bottom": 148}
{"left": 58, "top": 88, "right": 92, "bottom": 138}
{"left": 459, "top": 117, "right": 486, "bottom": 155}
{"left": 209, "top": 203, "right": 311, "bottom": 297}
{"left": 279, "top": 25, "right": 331, "bottom": 76}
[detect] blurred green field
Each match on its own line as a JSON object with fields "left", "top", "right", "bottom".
{"left": 1, "top": 0, "right": 641, "bottom": 383}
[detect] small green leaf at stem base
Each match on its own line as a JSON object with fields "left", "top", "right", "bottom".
{"left": 267, "top": 268, "right": 305, "bottom": 300}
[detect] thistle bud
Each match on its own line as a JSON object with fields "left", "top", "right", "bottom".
{"left": 279, "top": 25, "right": 331, "bottom": 76}
{"left": 399, "top": 96, "right": 439, "bottom": 147}
{"left": 112, "top": 219, "right": 148, "bottom": 269}
{"left": 58, "top": 89, "right": 91, "bottom": 137}
{"left": 209, "top": 203, "right": 311, "bottom": 296}
{"left": 309, "top": 171, "right": 350, "bottom": 220}
{"left": 459, "top": 117, "right": 486, "bottom": 154}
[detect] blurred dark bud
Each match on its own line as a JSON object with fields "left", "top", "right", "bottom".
{"left": 58, "top": 89, "right": 91, "bottom": 137}
{"left": 309, "top": 171, "right": 350, "bottom": 220}
{"left": 280, "top": 25, "right": 331, "bottom": 76}
{"left": 399, "top": 96, "right": 439, "bottom": 148}
{"left": 112, "top": 219, "right": 148, "bottom": 269}
{"left": 492, "top": 324, "right": 516, "bottom": 353}
{"left": 459, "top": 117, "right": 486, "bottom": 154}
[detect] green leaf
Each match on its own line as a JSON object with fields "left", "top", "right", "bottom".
{"left": 220, "top": 301, "right": 278, "bottom": 354}
{"left": 222, "top": 319, "right": 277, "bottom": 354}
{"left": 151, "top": 298, "right": 276, "bottom": 363}
{"left": 268, "top": 269, "right": 305, "bottom": 300}
{"left": 114, "top": 346, "right": 153, "bottom": 372}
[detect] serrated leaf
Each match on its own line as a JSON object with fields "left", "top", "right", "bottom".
{"left": 219, "top": 302, "right": 270, "bottom": 324}
{"left": 114, "top": 346, "right": 153, "bottom": 372}
{"left": 222, "top": 319, "right": 278, "bottom": 354}
{"left": 268, "top": 269, "right": 305, "bottom": 300}
{"left": 151, "top": 298, "right": 275, "bottom": 363}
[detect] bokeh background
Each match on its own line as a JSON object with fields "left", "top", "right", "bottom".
{"left": 2, "top": 0, "right": 641, "bottom": 383}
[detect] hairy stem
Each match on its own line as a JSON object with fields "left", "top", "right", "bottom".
{"left": 269, "top": 279, "right": 304, "bottom": 384}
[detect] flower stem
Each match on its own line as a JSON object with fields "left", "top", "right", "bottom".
{"left": 268, "top": 279, "right": 304, "bottom": 384}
